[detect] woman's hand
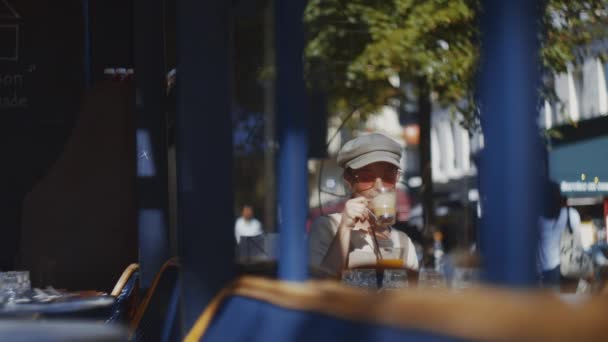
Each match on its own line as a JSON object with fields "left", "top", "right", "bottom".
{"left": 340, "top": 196, "right": 369, "bottom": 229}
{"left": 321, "top": 196, "right": 369, "bottom": 274}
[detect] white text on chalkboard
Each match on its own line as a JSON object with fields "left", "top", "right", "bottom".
{"left": 0, "top": 73, "right": 28, "bottom": 108}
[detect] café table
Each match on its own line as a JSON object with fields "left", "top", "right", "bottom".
{"left": 0, "top": 291, "right": 116, "bottom": 320}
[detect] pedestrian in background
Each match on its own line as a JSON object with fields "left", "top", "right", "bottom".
{"left": 538, "top": 181, "right": 581, "bottom": 287}
{"left": 235, "top": 205, "right": 263, "bottom": 244}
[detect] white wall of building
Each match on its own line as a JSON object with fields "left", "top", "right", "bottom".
{"left": 431, "top": 104, "right": 476, "bottom": 184}
{"left": 543, "top": 57, "right": 608, "bottom": 129}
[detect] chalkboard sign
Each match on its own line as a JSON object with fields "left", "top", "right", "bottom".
{"left": 1, "top": 0, "right": 86, "bottom": 126}
{"left": 0, "top": 0, "right": 26, "bottom": 112}
{"left": 0, "top": 25, "right": 18, "bottom": 61}
{"left": 0, "top": 71, "right": 28, "bottom": 109}
{"left": 0, "top": 0, "right": 86, "bottom": 270}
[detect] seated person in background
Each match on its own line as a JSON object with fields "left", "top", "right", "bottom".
{"left": 309, "top": 133, "right": 419, "bottom": 277}
{"left": 235, "top": 205, "right": 263, "bottom": 244}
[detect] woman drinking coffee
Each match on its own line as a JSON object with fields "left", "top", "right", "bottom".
{"left": 309, "top": 133, "right": 419, "bottom": 277}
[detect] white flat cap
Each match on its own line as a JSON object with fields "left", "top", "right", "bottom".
{"left": 337, "top": 133, "right": 401, "bottom": 170}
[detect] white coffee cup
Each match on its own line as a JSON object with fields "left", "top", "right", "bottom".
{"left": 370, "top": 187, "right": 396, "bottom": 226}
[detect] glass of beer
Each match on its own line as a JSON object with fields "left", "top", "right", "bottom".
{"left": 369, "top": 187, "right": 397, "bottom": 227}
{"left": 377, "top": 247, "right": 404, "bottom": 269}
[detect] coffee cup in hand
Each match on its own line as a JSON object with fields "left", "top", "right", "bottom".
{"left": 370, "top": 187, "right": 396, "bottom": 226}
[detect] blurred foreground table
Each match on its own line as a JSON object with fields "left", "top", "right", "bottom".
{"left": 0, "top": 320, "right": 127, "bottom": 341}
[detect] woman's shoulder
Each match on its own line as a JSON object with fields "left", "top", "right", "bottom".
{"left": 394, "top": 229, "right": 412, "bottom": 240}
{"left": 312, "top": 213, "right": 341, "bottom": 225}
{"left": 391, "top": 229, "right": 415, "bottom": 247}
{"left": 310, "top": 213, "right": 341, "bottom": 234}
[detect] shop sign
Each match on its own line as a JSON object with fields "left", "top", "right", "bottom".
{"left": 560, "top": 181, "right": 608, "bottom": 193}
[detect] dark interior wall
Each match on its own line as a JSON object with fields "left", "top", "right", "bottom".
{"left": 0, "top": 0, "right": 138, "bottom": 290}
{"left": 19, "top": 82, "right": 137, "bottom": 291}
{"left": 0, "top": 0, "right": 85, "bottom": 269}
{"left": 89, "top": 0, "right": 134, "bottom": 80}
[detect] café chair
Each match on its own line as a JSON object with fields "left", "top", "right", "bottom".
{"left": 107, "top": 263, "right": 140, "bottom": 324}
{"left": 129, "top": 257, "right": 180, "bottom": 342}
{"left": 184, "top": 276, "right": 608, "bottom": 342}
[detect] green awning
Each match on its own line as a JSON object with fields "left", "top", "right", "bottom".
{"left": 549, "top": 134, "right": 608, "bottom": 197}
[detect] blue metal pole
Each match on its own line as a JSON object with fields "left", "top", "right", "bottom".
{"left": 176, "top": 0, "right": 234, "bottom": 332}
{"left": 275, "top": 0, "right": 309, "bottom": 281}
{"left": 134, "top": 0, "right": 171, "bottom": 289}
{"left": 478, "top": 0, "right": 543, "bottom": 286}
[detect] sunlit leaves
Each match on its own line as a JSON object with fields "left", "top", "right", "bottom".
{"left": 304, "top": 0, "right": 480, "bottom": 127}
{"left": 304, "top": 0, "right": 608, "bottom": 131}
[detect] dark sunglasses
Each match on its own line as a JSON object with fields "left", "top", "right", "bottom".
{"left": 350, "top": 168, "right": 400, "bottom": 190}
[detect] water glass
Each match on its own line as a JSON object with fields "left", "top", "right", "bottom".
{"left": 450, "top": 267, "right": 479, "bottom": 290}
{"left": 341, "top": 269, "right": 378, "bottom": 290}
{"left": 0, "top": 271, "right": 31, "bottom": 304}
{"left": 418, "top": 268, "right": 447, "bottom": 288}
{"left": 382, "top": 269, "right": 408, "bottom": 289}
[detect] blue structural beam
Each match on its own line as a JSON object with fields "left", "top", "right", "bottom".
{"left": 478, "top": 0, "right": 543, "bottom": 286}
{"left": 175, "top": 0, "right": 234, "bottom": 332}
{"left": 276, "top": 0, "right": 309, "bottom": 281}
{"left": 133, "top": 0, "right": 171, "bottom": 289}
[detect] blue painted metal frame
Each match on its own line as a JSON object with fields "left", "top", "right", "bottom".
{"left": 175, "top": 0, "right": 235, "bottom": 332}
{"left": 134, "top": 0, "right": 172, "bottom": 289}
{"left": 478, "top": 0, "right": 543, "bottom": 286}
{"left": 161, "top": 278, "right": 181, "bottom": 342}
{"left": 275, "top": 0, "right": 309, "bottom": 281}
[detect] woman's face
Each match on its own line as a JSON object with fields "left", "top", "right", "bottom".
{"left": 346, "top": 162, "right": 399, "bottom": 198}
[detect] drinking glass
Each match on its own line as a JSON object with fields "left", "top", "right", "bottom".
{"left": 382, "top": 269, "right": 408, "bottom": 289}
{"left": 369, "top": 187, "right": 397, "bottom": 227}
{"left": 377, "top": 247, "right": 404, "bottom": 269}
{"left": 450, "top": 267, "right": 479, "bottom": 290}
{"left": 0, "top": 271, "right": 31, "bottom": 304}
{"left": 418, "top": 268, "right": 447, "bottom": 288}
{"left": 341, "top": 269, "right": 378, "bottom": 290}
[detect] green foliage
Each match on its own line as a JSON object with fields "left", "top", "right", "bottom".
{"left": 542, "top": 0, "right": 608, "bottom": 73}
{"left": 540, "top": 0, "right": 608, "bottom": 126}
{"left": 304, "top": 0, "right": 608, "bottom": 132}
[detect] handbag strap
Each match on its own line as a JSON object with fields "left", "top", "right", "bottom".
{"left": 565, "top": 206, "right": 573, "bottom": 234}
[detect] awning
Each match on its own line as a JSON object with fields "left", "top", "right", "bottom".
{"left": 549, "top": 119, "right": 608, "bottom": 197}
